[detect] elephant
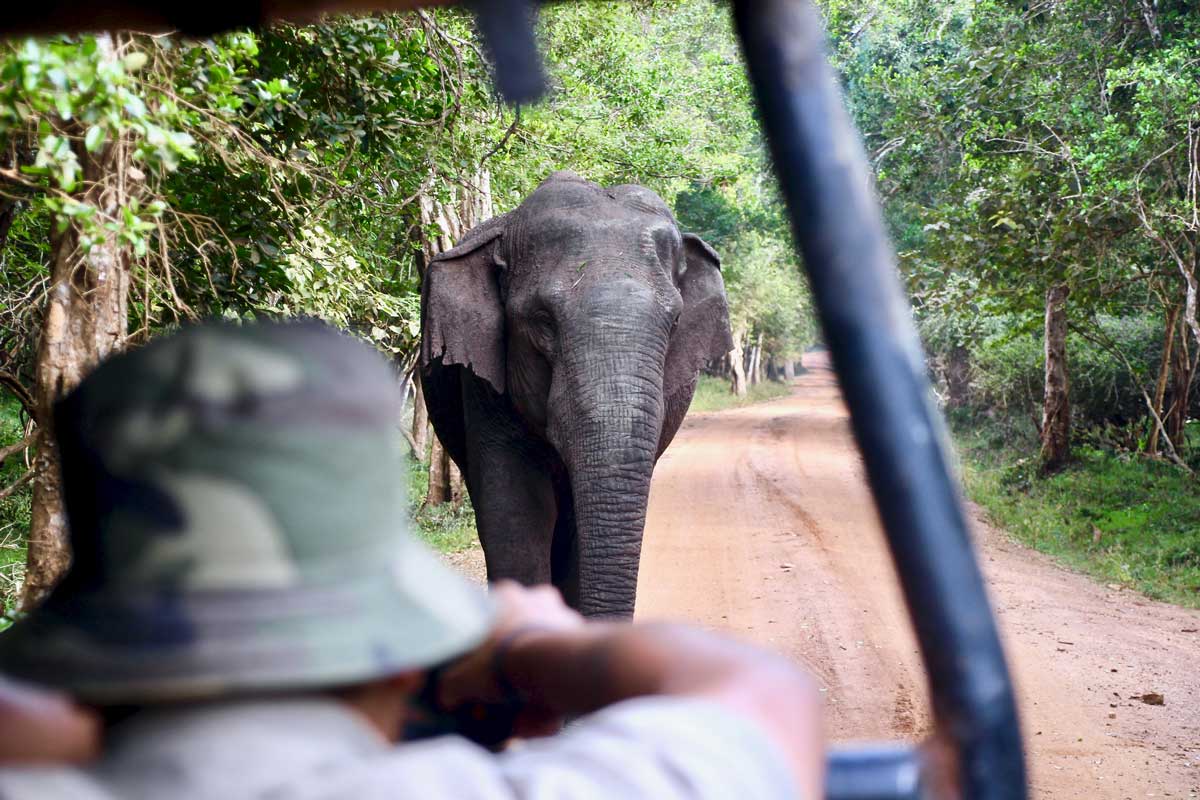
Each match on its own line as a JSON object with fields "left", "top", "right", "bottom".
{"left": 420, "top": 170, "right": 733, "bottom": 618}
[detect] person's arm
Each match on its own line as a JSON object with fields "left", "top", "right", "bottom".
{"left": 0, "top": 678, "right": 99, "bottom": 764}
{"left": 439, "top": 583, "right": 823, "bottom": 799}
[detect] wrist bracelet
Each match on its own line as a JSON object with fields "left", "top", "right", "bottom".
{"left": 491, "top": 624, "right": 556, "bottom": 707}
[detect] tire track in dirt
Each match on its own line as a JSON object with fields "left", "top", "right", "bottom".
{"left": 635, "top": 351, "right": 1200, "bottom": 799}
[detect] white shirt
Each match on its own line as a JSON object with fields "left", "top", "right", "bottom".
{"left": 0, "top": 695, "right": 799, "bottom": 800}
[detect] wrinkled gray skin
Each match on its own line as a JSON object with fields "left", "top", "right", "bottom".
{"left": 420, "top": 171, "right": 733, "bottom": 618}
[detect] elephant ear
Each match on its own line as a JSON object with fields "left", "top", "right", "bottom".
{"left": 663, "top": 233, "right": 734, "bottom": 399}
{"left": 420, "top": 215, "right": 508, "bottom": 394}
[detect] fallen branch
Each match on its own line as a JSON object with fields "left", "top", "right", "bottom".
{"left": 0, "top": 435, "right": 33, "bottom": 467}
{"left": 0, "top": 371, "right": 36, "bottom": 422}
{"left": 0, "top": 469, "right": 33, "bottom": 502}
{"left": 401, "top": 426, "right": 421, "bottom": 457}
{"left": 1073, "top": 318, "right": 1192, "bottom": 473}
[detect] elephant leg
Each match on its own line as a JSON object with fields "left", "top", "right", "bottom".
{"left": 461, "top": 377, "right": 557, "bottom": 586}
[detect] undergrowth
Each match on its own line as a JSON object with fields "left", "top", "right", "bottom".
{"left": 1, "top": 398, "right": 32, "bottom": 630}
{"left": 950, "top": 410, "right": 1200, "bottom": 608}
{"left": 405, "top": 455, "right": 478, "bottom": 554}
{"left": 689, "top": 375, "right": 793, "bottom": 413}
{"left": 0, "top": 404, "right": 476, "bottom": 635}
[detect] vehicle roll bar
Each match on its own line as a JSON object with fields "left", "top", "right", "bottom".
{"left": 728, "top": 2, "right": 1027, "bottom": 798}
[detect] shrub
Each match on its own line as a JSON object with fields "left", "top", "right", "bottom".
{"left": 924, "top": 312, "right": 1163, "bottom": 431}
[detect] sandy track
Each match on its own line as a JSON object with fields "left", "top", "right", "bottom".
{"left": 635, "top": 351, "right": 1200, "bottom": 799}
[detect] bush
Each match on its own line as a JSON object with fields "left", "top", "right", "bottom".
{"left": 966, "top": 315, "right": 1043, "bottom": 421}
{"left": 0, "top": 398, "right": 31, "bottom": 624}
{"left": 925, "top": 312, "right": 1163, "bottom": 431}
{"left": 1070, "top": 315, "right": 1161, "bottom": 425}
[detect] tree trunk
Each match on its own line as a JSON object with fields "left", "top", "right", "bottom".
{"left": 783, "top": 360, "right": 796, "bottom": 382}
{"left": 411, "top": 370, "right": 429, "bottom": 462}
{"left": 1148, "top": 304, "right": 1179, "bottom": 456}
{"left": 746, "top": 333, "right": 761, "bottom": 387}
{"left": 1167, "top": 324, "right": 1191, "bottom": 449}
{"left": 0, "top": 199, "right": 16, "bottom": 257}
{"left": 730, "top": 327, "right": 748, "bottom": 396}
{"left": 1039, "top": 283, "right": 1071, "bottom": 474}
{"left": 752, "top": 332, "right": 765, "bottom": 385}
{"left": 22, "top": 36, "right": 132, "bottom": 608}
{"left": 426, "top": 433, "right": 452, "bottom": 507}
{"left": 448, "top": 458, "right": 464, "bottom": 506}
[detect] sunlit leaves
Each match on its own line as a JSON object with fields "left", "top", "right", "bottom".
{"left": 0, "top": 35, "right": 208, "bottom": 259}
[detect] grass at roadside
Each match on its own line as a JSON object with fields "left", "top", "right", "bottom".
{"left": 688, "top": 375, "right": 793, "bottom": 413}
{"left": 405, "top": 456, "right": 479, "bottom": 554}
{"left": 951, "top": 412, "right": 1200, "bottom": 608}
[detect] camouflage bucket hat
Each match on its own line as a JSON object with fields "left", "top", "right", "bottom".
{"left": 0, "top": 319, "right": 492, "bottom": 703}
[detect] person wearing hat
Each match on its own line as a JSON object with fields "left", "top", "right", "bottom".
{"left": 0, "top": 319, "right": 822, "bottom": 800}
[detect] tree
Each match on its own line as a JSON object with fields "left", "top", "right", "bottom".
{"left": 0, "top": 14, "right": 500, "bottom": 601}
{"left": 1040, "top": 283, "right": 1071, "bottom": 471}
{"left": 824, "top": 0, "right": 1200, "bottom": 467}
{"left": 1, "top": 34, "right": 203, "bottom": 604}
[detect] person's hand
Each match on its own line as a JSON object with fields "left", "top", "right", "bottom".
{"left": 0, "top": 679, "right": 100, "bottom": 764}
{"left": 437, "top": 581, "right": 584, "bottom": 736}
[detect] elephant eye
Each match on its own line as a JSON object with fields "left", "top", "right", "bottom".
{"left": 530, "top": 309, "right": 557, "bottom": 344}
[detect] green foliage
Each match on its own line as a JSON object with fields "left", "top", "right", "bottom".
{"left": 494, "top": 2, "right": 758, "bottom": 201}
{"left": 2, "top": 2, "right": 813, "bottom": 371}
{"left": 0, "top": 35, "right": 199, "bottom": 255}
{"left": 965, "top": 315, "right": 1043, "bottom": 421}
{"left": 955, "top": 414, "right": 1200, "bottom": 607}
{"left": 826, "top": 0, "right": 1199, "bottom": 315}
{"left": 831, "top": 0, "right": 1200, "bottom": 602}
{"left": 155, "top": 15, "right": 488, "bottom": 353}
{"left": 720, "top": 231, "right": 816, "bottom": 359}
{"left": 689, "top": 374, "right": 793, "bottom": 414}
{"left": 827, "top": 0, "right": 1199, "bottom": 454}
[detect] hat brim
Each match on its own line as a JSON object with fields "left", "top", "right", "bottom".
{"left": 0, "top": 538, "right": 492, "bottom": 704}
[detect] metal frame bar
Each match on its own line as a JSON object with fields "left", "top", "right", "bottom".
{"left": 728, "top": 1, "right": 1026, "bottom": 797}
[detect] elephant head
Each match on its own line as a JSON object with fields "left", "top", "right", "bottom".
{"left": 421, "top": 171, "right": 732, "bottom": 616}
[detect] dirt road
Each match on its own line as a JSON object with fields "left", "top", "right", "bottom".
{"left": 636, "top": 351, "right": 1200, "bottom": 799}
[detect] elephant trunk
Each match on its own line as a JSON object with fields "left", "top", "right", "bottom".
{"left": 551, "top": 284, "right": 670, "bottom": 619}
{"left": 566, "top": 424, "right": 661, "bottom": 618}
